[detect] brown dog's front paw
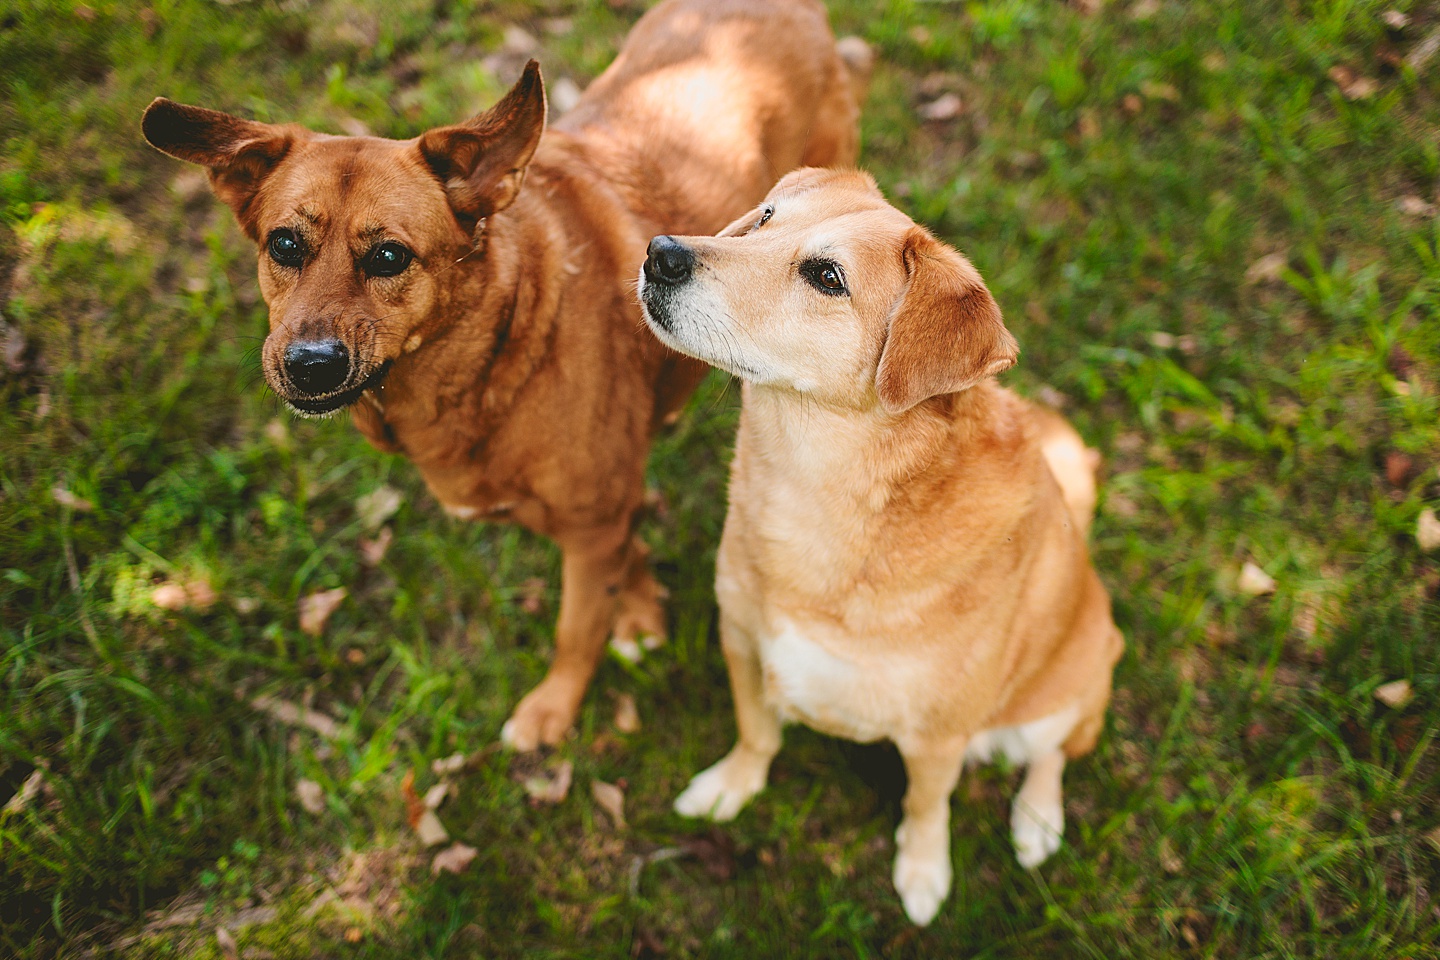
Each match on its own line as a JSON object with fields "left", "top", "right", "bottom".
{"left": 610, "top": 570, "right": 668, "bottom": 662}
{"left": 500, "top": 679, "right": 582, "bottom": 751}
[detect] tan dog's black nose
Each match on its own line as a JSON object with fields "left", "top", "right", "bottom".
{"left": 644, "top": 235, "right": 694, "bottom": 285}
{"left": 284, "top": 339, "right": 350, "bottom": 395}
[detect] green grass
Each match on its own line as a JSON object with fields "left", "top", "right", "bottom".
{"left": 2, "top": 0, "right": 1438, "bottom": 956}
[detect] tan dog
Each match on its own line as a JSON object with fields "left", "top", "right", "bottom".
{"left": 140, "top": 1, "right": 870, "bottom": 750}
{"left": 637, "top": 168, "right": 1123, "bottom": 925}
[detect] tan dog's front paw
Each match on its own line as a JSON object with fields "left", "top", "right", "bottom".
{"left": 500, "top": 678, "right": 582, "bottom": 752}
{"left": 893, "top": 821, "right": 952, "bottom": 926}
{"left": 673, "top": 749, "right": 770, "bottom": 821}
{"left": 1011, "top": 796, "right": 1064, "bottom": 868}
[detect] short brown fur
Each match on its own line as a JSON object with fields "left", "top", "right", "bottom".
{"left": 141, "top": 1, "right": 869, "bottom": 749}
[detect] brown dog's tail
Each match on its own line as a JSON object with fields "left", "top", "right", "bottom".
{"left": 836, "top": 36, "right": 875, "bottom": 107}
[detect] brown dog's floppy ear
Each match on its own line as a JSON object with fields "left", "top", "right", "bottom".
{"left": 417, "top": 60, "right": 546, "bottom": 231}
{"left": 141, "top": 98, "right": 293, "bottom": 238}
{"left": 874, "top": 227, "right": 1017, "bottom": 414}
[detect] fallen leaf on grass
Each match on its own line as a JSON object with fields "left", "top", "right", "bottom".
{"left": 1386, "top": 451, "right": 1417, "bottom": 488}
{"left": 1374, "top": 679, "right": 1412, "bottom": 708}
{"left": 517, "top": 577, "right": 548, "bottom": 615}
{"left": 1382, "top": 10, "right": 1409, "bottom": 29}
{"left": 359, "top": 526, "right": 393, "bottom": 566}
{"left": 402, "top": 769, "right": 451, "bottom": 846}
{"left": 151, "top": 578, "right": 218, "bottom": 612}
{"left": 1139, "top": 79, "right": 1179, "bottom": 102}
{"left": 521, "top": 759, "right": 573, "bottom": 805}
{"left": 1244, "top": 251, "right": 1289, "bottom": 285}
{"left": 613, "top": 693, "right": 641, "bottom": 734}
{"left": 1157, "top": 836, "right": 1183, "bottom": 874}
{"left": 51, "top": 486, "right": 94, "bottom": 512}
{"left": 296, "top": 779, "right": 325, "bottom": 815}
{"left": 355, "top": 486, "right": 403, "bottom": 531}
{"left": 592, "top": 780, "right": 626, "bottom": 830}
{"left": 1237, "top": 561, "right": 1276, "bottom": 596}
{"left": 298, "top": 587, "right": 347, "bottom": 636}
{"left": 431, "top": 753, "right": 468, "bottom": 777}
{"left": 423, "top": 782, "right": 449, "bottom": 810}
{"left": 216, "top": 926, "right": 238, "bottom": 960}
{"left": 1397, "top": 195, "right": 1438, "bottom": 218}
{"left": 430, "top": 842, "right": 478, "bottom": 876}
{"left": 918, "top": 92, "right": 962, "bottom": 121}
{"left": 3, "top": 768, "right": 45, "bottom": 814}
{"left": 250, "top": 695, "right": 342, "bottom": 740}
{"left": 1417, "top": 508, "right": 1440, "bottom": 552}
{"left": 1328, "top": 65, "right": 1379, "bottom": 100}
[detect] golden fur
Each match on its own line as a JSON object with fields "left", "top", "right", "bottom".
{"left": 141, "top": 1, "right": 870, "bottom": 750}
{"left": 638, "top": 168, "right": 1123, "bottom": 925}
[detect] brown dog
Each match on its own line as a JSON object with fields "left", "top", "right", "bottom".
{"left": 140, "top": 1, "right": 870, "bottom": 750}
{"left": 638, "top": 168, "right": 1123, "bottom": 924}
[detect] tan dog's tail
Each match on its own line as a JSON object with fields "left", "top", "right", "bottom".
{"left": 836, "top": 36, "right": 875, "bottom": 106}
{"left": 1035, "top": 406, "right": 1101, "bottom": 539}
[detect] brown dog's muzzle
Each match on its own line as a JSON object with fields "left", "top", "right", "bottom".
{"left": 266, "top": 327, "right": 392, "bottom": 416}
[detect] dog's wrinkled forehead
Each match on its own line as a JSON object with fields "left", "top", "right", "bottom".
{"left": 254, "top": 138, "right": 457, "bottom": 249}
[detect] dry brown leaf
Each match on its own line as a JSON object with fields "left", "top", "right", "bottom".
{"left": 591, "top": 780, "right": 626, "bottom": 830}
{"left": 344, "top": 927, "right": 363, "bottom": 943}
{"left": 250, "top": 694, "right": 342, "bottom": 740}
{"left": 1398, "top": 195, "right": 1438, "bottom": 218}
{"left": 522, "top": 759, "right": 573, "bottom": 805}
{"left": 298, "top": 587, "right": 347, "bottom": 636}
{"left": 150, "top": 578, "right": 217, "bottom": 612}
{"left": 1410, "top": 27, "right": 1440, "bottom": 71}
{"left": 1374, "top": 679, "right": 1413, "bottom": 708}
{"left": 414, "top": 810, "right": 450, "bottom": 847}
{"left": 401, "top": 769, "right": 425, "bottom": 829}
{"left": 423, "top": 782, "right": 450, "bottom": 810}
{"left": 1129, "top": 0, "right": 1160, "bottom": 19}
{"left": 1327, "top": 65, "right": 1379, "bottom": 100}
{"left": 1121, "top": 93, "right": 1143, "bottom": 115}
{"left": 430, "top": 842, "right": 478, "bottom": 876}
{"left": 51, "top": 486, "right": 94, "bottom": 512}
{"left": 296, "top": 779, "right": 325, "bottom": 815}
{"left": 431, "top": 753, "right": 468, "bottom": 777}
{"left": 1382, "top": 10, "right": 1409, "bottom": 29}
{"left": 1139, "top": 80, "right": 1179, "bottom": 101}
{"left": 1158, "top": 836, "right": 1183, "bottom": 873}
{"left": 1418, "top": 508, "right": 1440, "bottom": 553}
{"left": 1237, "top": 561, "right": 1276, "bottom": 596}
{"left": 919, "top": 93, "right": 963, "bottom": 122}
{"left": 355, "top": 485, "right": 403, "bottom": 531}
{"left": 517, "top": 577, "right": 548, "bottom": 615}
{"left": 3, "top": 768, "right": 45, "bottom": 814}
{"left": 613, "top": 693, "right": 641, "bottom": 734}
{"left": 1386, "top": 451, "right": 1417, "bottom": 488}
{"left": 216, "top": 926, "right": 239, "bottom": 960}
{"left": 1244, "top": 251, "right": 1288, "bottom": 285}
{"left": 359, "top": 526, "right": 393, "bottom": 566}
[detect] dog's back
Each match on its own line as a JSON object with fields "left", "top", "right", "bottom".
{"left": 556, "top": 0, "right": 867, "bottom": 236}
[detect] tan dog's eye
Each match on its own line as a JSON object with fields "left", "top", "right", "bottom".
{"left": 756, "top": 205, "right": 773, "bottom": 228}
{"left": 799, "top": 258, "right": 847, "bottom": 296}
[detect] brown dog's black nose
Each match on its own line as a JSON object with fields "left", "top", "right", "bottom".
{"left": 283, "top": 339, "right": 350, "bottom": 395}
{"left": 644, "top": 235, "right": 694, "bottom": 285}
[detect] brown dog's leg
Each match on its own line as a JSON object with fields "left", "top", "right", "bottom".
{"left": 892, "top": 735, "right": 968, "bottom": 926}
{"left": 673, "top": 617, "right": 781, "bottom": 821}
{"left": 608, "top": 536, "right": 669, "bottom": 662}
{"left": 500, "top": 525, "right": 630, "bottom": 751}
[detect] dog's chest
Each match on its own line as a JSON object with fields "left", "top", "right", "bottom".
{"left": 757, "top": 621, "right": 920, "bottom": 743}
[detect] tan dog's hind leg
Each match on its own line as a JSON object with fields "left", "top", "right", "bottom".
{"left": 892, "top": 736, "right": 968, "bottom": 926}
{"left": 1011, "top": 749, "right": 1066, "bottom": 869}
{"left": 608, "top": 537, "right": 668, "bottom": 663}
{"left": 501, "top": 527, "right": 629, "bottom": 751}
{"left": 674, "top": 618, "right": 781, "bottom": 821}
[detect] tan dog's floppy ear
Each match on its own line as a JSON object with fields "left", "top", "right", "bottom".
{"left": 140, "top": 98, "right": 293, "bottom": 239}
{"left": 875, "top": 227, "right": 1017, "bottom": 414}
{"left": 417, "top": 60, "right": 547, "bottom": 231}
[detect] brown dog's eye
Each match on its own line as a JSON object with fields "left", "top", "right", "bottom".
{"left": 800, "top": 258, "right": 847, "bottom": 296}
{"left": 363, "top": 242, "right": 413, "bottom": 278}
{"left": 267, "top": 229, "right": 304, "bottom": 268}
